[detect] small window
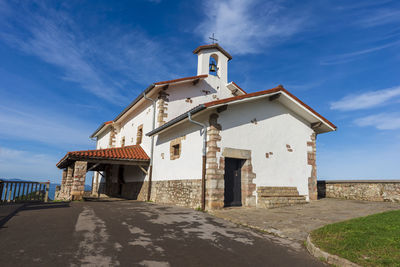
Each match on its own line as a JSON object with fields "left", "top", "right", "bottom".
{"left": 121, "top": 136, "right": 125, "bottom": 147}
{"left": 136, "top": 125, "right": 143, "bottom": 145}
{"left": 170, "top": 138, "right": 182, "bottom": 160}
{"left": 173, "top": 144, "right": 180, "bottom": 156}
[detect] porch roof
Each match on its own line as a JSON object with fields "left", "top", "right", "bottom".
{"left": 56, "top": 145, "right": 150, "bottom": 169}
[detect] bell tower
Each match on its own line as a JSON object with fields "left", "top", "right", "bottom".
{"left": 193, "top": 43, "right": 232, "bottom": 84}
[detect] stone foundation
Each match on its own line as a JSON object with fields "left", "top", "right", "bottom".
{"left": 318, "top": 180, "right": 400, "bottom": 202}
{"left": 150, "top": 179, "right": 202, "bottom": 208}
{"left": 118, "top": 179, "right": 202, "bottom": 208}
{"left": 257, "top": 186, "right": 307, "bottom": 208}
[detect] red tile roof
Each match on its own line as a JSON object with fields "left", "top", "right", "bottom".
{"left": 154, "top": 74, "right": 208, "bottom": 85}
{"left": 56, "top": 145, "right": 149, "bottom": 168}
{"left": 104, "top": 121, "right": 113, "bottom": 125}
{"left": 204, "top": 86, "right": 337, "bottom": 129}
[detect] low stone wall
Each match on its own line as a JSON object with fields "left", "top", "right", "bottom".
{"left": 318, "top": 180, "right": 400, "bottom": 202}
{"left": 119, "top": 179, "right": 202, "bottom": 209}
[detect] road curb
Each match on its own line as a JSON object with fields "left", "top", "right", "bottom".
{"left": 305, "top": 234, "right": 361, "bottom": 267}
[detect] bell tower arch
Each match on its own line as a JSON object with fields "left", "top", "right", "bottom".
{"left": 193, "top": 43, "right": 232, "bottom": 84}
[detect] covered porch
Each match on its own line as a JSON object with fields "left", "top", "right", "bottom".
{"left": 56, "top": 145, "right": 150, "bottom": 200}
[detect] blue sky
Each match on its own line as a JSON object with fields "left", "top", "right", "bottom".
{"left": 0, "top": 0, "right": 399, "bottom": 183}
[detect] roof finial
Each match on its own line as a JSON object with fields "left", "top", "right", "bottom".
{"left": 209, "top": 33, "right": 218, "bottom": 44}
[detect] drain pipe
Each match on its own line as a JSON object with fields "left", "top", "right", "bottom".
{"left": 188, "top": 112, "right": 207, "bottom": 211}
{"left": 143, "top": 92, "right": 156, "bottom": 201}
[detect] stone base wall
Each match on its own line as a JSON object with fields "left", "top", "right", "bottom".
{"left": 318, "top": 180, "right": 400, "bottom": 202}
{"left": 150, "top": 179, "right": 202, "bottom": 209}
{"left": 117, "top": 179, "right": 202, "bottom": 208}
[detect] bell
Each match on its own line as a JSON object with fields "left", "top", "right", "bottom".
{"left": 209, "top": 62, "right": 217, "bottom": 72}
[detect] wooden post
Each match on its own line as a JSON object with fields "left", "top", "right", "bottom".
{"left": 12, "top": 183, "right": 17, "bottom": 202}
{"left": 44, "top": 182, "right": 49, "bottom": 202}
{"left": 8, "top": 187, "right": 12, "bottom": 202}
{"left": 0, "top": 181, "right": 3, "bottom": 203}
{"left": 17, "top": 182, "right": 22, "bottom": 202}
{"left": 21, "top": 183, "right": 26, "bottom": 201}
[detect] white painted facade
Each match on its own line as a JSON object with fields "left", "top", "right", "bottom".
{"left": 91, "top": 44, "right": 335, "bottom": 204}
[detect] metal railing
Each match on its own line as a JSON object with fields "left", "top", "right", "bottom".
{"left": 0, "top": 180, "right": 50, "bottom": 203}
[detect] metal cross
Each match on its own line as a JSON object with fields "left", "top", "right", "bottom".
{"left": 209, "top": 33, "right": 218, "bottom": 44}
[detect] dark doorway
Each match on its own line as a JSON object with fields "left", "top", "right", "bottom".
{"left": 224, "top": 158, "right": 244, "bottom": 207}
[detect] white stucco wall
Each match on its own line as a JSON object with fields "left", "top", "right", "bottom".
{"left": 163, "top": 76, "right": 235, "bottom": 121}
{"left": 215, "top": 98, "right": 314, "bottom": 199}
{"left": 116, "top": 100, "right": 155, "bottom": 156}
{"left": 152, "top": 119, "right": 204, "bottom": 181}
{"left": 96, "top": 128, "right": 111, "bottom": 149}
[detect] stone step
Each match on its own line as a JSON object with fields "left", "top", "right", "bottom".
{"left": 257, "top": 186, "right": 300, "bottom": 197}
{"left": 258, "top": 196, "right": 307, "bottom": 209}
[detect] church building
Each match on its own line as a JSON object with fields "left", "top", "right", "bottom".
{"left": 56, "top": 43, "right": 336, "bottom": 210}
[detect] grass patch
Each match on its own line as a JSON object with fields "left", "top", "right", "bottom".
{"left": 311, "top": 210, "right": 400, "bottom": 266}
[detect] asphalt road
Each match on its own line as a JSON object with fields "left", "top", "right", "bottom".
{"left": 0, "top": 200, "right": 324, "bottom": 267}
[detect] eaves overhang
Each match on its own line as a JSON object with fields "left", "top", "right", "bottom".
{"left": 89, "top": 75, "right": 208, "bottom": 138}
{"left": 146, "top": 86, "right": 337, "bottom": 137}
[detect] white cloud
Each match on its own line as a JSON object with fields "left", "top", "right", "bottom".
{"left": 330, "top": 86, "right": 400, "bottom": 111}
{"left": 320, "top": 40, "right": 400, "bottom": 65}
{"left": 354, "top": 113, "right": 400, "bottom": 130}
{"left": 0, "top": 147, "right": 59, "bottom": 183}
{"left": 0, "top": 2, "right": 186, "bottom": 104}
{"left": 0, "top": 104, "right": 94, "bottom": 148}
{"left": 196, "top": 0, "right": 306, "bottom": 55}
{"left": 356, "top": 9, "right": 400, "bottom": 28}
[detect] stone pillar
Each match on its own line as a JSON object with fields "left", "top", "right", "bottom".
{"left": 205, "top": 114, "right": 224, "bottom": 210}
{"left": 307, "top": 133, "right": 318, "bottom": 200}
{"left": 157, "top": 91, "right": 169, "bottom": 127}
{"left": 71, "top": 161, "right": 87, "bottom": 200}
{"left": 64, "top": 165, "right": 74, "bottom": 200}
{"left": 241, "top": 158, "right": 256, "bottom": 206}
{"left": 61, "top": 169, "right": 67, "bottom": 190}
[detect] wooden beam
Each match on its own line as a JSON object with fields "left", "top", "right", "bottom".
{"left": 269, "top": 93, "right": 281, "bottom": 101}
{"left": 311, "top": 122, "right": 322, "bottom": 129}
{"left": 217, "top": 104, "right": 228, "bottom": 113}
{"left": 138, "top": 165, "right": 148, "bottom": 175}
{"left": 192, "top": 78, "right": 200, "bottom": 85}
{"left": 87, "top": 163, "right": 101, "bottom": 171}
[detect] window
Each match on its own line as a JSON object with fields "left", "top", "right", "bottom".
{"left": 121, "top": 136, "right": 125, "bottom": 147}
{"left": 136, "top": 125, "right": 143, "bottom": 145}
{"left": 170, "top": 137, "right": 183, "bottom": 160}
{"left": 173, "top": 144, "right": 180, "bottom": 156}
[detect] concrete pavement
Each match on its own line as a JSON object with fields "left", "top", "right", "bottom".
{"left": 210, "top": 198, "right": 400, "bottom": 242}
{"left": 0, "top": 200, "right": 323, "bottom": 267}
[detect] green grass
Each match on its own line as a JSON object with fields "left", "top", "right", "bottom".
{"left": 311, "top": 210, "right": 400, "bottom": 266}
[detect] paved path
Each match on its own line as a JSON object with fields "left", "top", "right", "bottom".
{"left": 211, "top": 198, "right": 400, "bottom": 242}
{"left": 0, "top": 201, "right": 323, "bottom": 267}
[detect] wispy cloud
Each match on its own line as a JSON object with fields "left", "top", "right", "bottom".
{"left": 0, "top": 1, "right": 185, "bottom": 104}
{"left": 320, "top": 40, "right": 400, "bottom": 65}
{"left": 196, "top": 0, "right": 306, "bottom": 55}
{"left": 356, "top": 9, "right": 400, "bottom": 28}
{"left": 354, "top": 113, "right": 400, "bottom": 130}
{"left": 0, "top": 2, "right": 127, "bottom": 105}
{"left": 330, "top": 86, "right": 400, "bottom": 111}
{"left": 0, "top": 104, "right": 94, "bottom": 148}
{"left": 0, "top": 147, "right": 59, "bottom": 182}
